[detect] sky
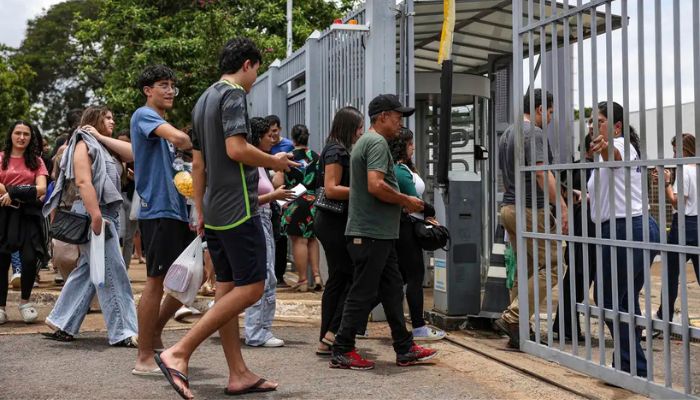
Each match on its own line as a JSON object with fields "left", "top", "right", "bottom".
{"left": 0, "top": 0, "right": 64, "bottom": 48}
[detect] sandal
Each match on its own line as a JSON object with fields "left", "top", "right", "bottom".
{"left": 313, "top": 275, "right": 323, "bottom": 291}
{"left": 112, "top": 336, "right": 138, "bottom": 348}
{"left": 291, "top": 279, "right": 308, "bottom": 292}
{"left": 154, "top": 353, "right": 192, "bottom": 400}
{"left": 42, "top": 329, "right": 75, "bottom": 342}
{"left": 19, "top": 303, "right": 38, "bottom": 323}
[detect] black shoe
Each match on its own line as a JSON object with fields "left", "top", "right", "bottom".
{"left": 494, "top": 318, "right": 520, "bottom": 348}
{"left": 112, "top": 337, "right": 138, "bottom": 348}
{"left": 42, "top": 329, "right": 74, "bottom": 342}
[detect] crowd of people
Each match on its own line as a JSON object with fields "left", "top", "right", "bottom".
{"left": 495, "top": 89, "right": 699, "bottom": 378}
{"left": 4, "top": 34, "right": 695, "bottom": 396}
{"left": 0, "top": 37, "right": 444, "bottom": 398}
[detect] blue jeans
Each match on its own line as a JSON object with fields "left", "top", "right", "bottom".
{"left": 658, "top": 214, "right": 700, "bottom": 319}
{"left": 47, "top": 202, "right": 138, "bottom": 344}
{"left": 244, "top": 207, "right": 277, "bottom": 345}
{"left": 598, "top": 215, "right": 660, "bottom": 377}
{"left": 11, "top": 251, "right": 21, "bottom": 274}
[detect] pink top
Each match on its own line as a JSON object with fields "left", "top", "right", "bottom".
{"left": 258, "top": 167, "right": 273, "bottom": 208}
{"left": 0, "top": 152, "right": 48, "bottom": 186}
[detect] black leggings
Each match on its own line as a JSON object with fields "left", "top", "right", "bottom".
{"left": 0, "top": 251, "right": 38, "bottom": 307}
{"left": 396, "top": 217, "right": 426, "bottom": 329}
{"left": 316, "top": 210, "right": 353, "bottom": 342}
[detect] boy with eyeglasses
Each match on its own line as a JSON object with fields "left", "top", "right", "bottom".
{"left": 130, "top": 64, "right": 195, "bottom": 376}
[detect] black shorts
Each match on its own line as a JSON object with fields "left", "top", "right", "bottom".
{"left": 205, "top": 215, "right": 266, "bottom": 286}
{"left": 139, "top": 218, "right": 195, "bottom": 277}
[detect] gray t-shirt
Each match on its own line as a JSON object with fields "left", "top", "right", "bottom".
{"left": 345, "top": 131, "right": 401, "bottom": 239}
{"left": 499, "top": 121, "right": 552, "bottom": 209}
{"left": 191, "top": 80, "right": 258, "bottom": 229}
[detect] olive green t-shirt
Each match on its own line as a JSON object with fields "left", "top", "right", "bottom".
{"left": 345, "top": 131, "right": 401, "bottom": 239}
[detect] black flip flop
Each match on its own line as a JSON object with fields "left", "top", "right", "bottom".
{"left": 224, "top": 378, "right": 277, "bottom": 396}
{"left": 154, "top": 353, "right": 192, "bottom": 400}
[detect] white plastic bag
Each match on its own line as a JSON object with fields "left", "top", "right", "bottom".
{"left": 164, "top": 236, "right": 203, "bottom": 306}
{"left": 89, "top": 220, "right": 106, "bottom": 288}
{"left": 129, "top": 191, "right": 141, "bottom": 221}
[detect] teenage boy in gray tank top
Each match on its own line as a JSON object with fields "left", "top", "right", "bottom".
{"left": 154, "top": 38, "right": 297, "bottom": 399}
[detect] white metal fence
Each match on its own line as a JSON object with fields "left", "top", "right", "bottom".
{"left": 511, "top": 0, "right": 700, "bottom": 397}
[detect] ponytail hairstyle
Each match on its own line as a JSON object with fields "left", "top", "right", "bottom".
{"left": 389, "top": 127, "right": 416, "bottom": 172}
{"left": 671, "top": 133, "right": 696, "bottom": 158}
{"left": 597, "top": 101, "right": 641, "bottom": 157}
{"left": 291, "top": 124, "right": 310, "bottom": 146}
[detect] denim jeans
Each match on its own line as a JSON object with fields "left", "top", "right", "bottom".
{"left": 244, "top": 207, "right": 277, "bottom": 345}
{"left": 658, "top": 214, "right": 700, "bottom": 319}
{"left": 120, "top": 192, "right": 139, "bottom": 269}
{"left": 598, "top": 215, "right": 660, "bottom": 377}
{"left": 11, "top": 251, "right": 21, "bottom": 275}
{"left": 47, "top": 201, "right": 138, "bottom": 344}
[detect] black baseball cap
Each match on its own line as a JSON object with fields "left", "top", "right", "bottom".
{"left": 368, "top": 94, "right": 415, "bottom": 118}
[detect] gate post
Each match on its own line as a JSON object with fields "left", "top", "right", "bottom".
{"left": 304, "top": 30, "right": 323, "bottom": 151}
{"left": 364, "top": 0, "right": 397, "bottom": 123}
{"left": 267, "top": 60, "right": 288, "bottom": 133}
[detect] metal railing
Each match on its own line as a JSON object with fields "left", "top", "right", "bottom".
{"left": 511, "top": 0, "right": 700, "bottom": 397}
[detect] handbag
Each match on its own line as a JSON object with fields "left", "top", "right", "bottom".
{"left": 313, "top": 186, "right": 346, "bottom": 214}
{"left": 412, "top": 217, "right": 450, "bottom": 251}
{"left": 49, "top": 184, "right": 91, "bottom": 245}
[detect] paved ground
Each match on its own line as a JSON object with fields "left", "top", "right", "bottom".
{"left": 2, "top": 321, "right": 594, "bottom": 400}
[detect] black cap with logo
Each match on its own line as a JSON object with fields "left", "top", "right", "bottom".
{"left": 368, "top": 94, "right": 415, "bottom": 118}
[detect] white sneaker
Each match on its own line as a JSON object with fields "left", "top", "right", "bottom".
{"left": 174, "top": 306, "right": 201, "bottom": 322}
{"left": 262, "top": 337, "right": 285, "bottom": 347}
{"left": 0, "top": 309, "right": 7, "bottom": 325}
{"left": 412, "top": 326, "right": 447, "bottom": 341}
{"left": 10, "top": 273, "right": 21, "bottom": 289}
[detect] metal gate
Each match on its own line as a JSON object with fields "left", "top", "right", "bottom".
{"left": 511, "top": 0, "right": 700, "bottom": 397}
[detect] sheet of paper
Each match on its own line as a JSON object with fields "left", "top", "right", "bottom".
{"left": 276, "top": 183, "right": 307, "bottom": 207}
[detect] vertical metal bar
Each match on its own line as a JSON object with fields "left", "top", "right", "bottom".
{"left": 577, "top": 0, "right": 592, "bottom": 362}
{"left": 654, "top": 0, "right": 672, "bottom": 387}
{"left": 694, "top": 11, "right": 700, "bottom": 388}
{"left": 537, "top": 0, "right": 548, "bottom": 347}
{"left": 589, "top": 4, "right": 605, "bottom": 368}
{"left": 549, "top": 9, "right": 560, "bottom": 350}
{"left": 637, "top": 0, "right": 654, "bottom": 380}
{"left": 672, "top": 0, "right": 691, "bottom": 393}
{"left": 620, "top": 0, "right": 637, "bottom": 379}
{"left": 513, "top": 0, "right": 529, "bottom": 350}
{"left": 561, "top": 0, "right": 576, "bottom": 355}
{"left": 604, "top": 2, "right": 622, "bottom": 375}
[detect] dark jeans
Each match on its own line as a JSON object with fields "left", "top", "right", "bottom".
{"left": 553, "top": 204, "right": 597, "bottom": 339}
{"left": 0, "top": 251, "right": 38, "bottom": 306}
{"left": 316, "top": 210, "right": 353, "bottom": 342}
{"left": 333, "top": 237, "right": 413, "bottom": 355}
{"left": 274, "top": 236, "right": 288, "bottom": 283}
{"left": 598, "top": 215, "right": 660, "bottom": 377}
{"left": 658, "top": 214, "right": 700, "bottom": 319}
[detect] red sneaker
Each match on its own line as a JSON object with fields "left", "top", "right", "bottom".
{"left": 396, "top": 343, "right": 438, "bottom": 366}
{"left": 329, "top": 349, "right": 375, "bottom": 370}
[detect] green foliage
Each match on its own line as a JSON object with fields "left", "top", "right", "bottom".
{"left": 71, "top": 0, "right": 356, "bottom": 131}
{"left": 0, "top": 46, "right": 35, "bottom": 143}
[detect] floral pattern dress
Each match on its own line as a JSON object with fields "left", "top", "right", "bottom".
{"left": 281, "top": 148, "right": 320, "bottom": 238}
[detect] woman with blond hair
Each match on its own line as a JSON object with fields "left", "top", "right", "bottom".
{"left": 43, "top": 106, "right": 138, "bottom": 347}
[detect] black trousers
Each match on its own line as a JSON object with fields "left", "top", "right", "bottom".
{"left": 333, "top": 237, "right": 413, "bottom": 355}
{"left": 553, "top": 204, "right": 596, "bottom": 338}
{"left": 0, "top": 251, "right": 38, "bottom": 306}
{"left": 315, "top": 210, "right": 353, "bottom": 342}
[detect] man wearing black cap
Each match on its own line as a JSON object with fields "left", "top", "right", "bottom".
{"left": 330, "top": 94, "right": 438, "bottom": 370}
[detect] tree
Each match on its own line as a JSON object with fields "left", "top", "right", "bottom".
{"left": 14, "top": 0, "right": 101, "bottom": 134}
{"left": 0, "top": 46, "right": 35, "bottom": 143}
{"left": 73, "top": 0, "right": 357, "bottom": 131}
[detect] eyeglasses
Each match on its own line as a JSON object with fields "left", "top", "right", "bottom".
{"left": 151, "top": 83, "right": 179, "bottom": 97}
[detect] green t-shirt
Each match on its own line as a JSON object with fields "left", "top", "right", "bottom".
{"left": 394, "top": 163, "right": 419, "bottom": 197}
{"left": 345, "top": 131, "right": 401, "bottom": 239}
